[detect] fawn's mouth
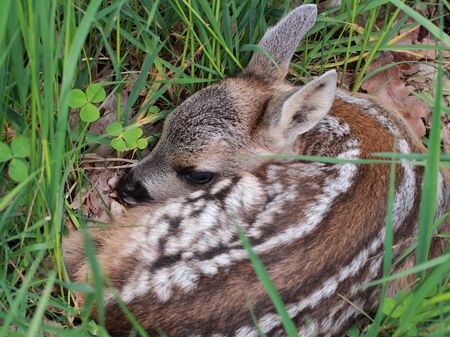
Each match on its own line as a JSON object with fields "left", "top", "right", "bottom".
{"left": 116, "top": 173, "right": 153, "bottom": 206}
{"left": 120, "top": 196, "right": 139, "bottom": 207}
{"left": 117, "top": 188, "right": 154, "bottom": 207}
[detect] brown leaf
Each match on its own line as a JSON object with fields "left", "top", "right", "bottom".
{"left": 441, "top": 122, "right": 450, "bottom": 154}
{"left": 69, "top": 168, "right": 122, "bottom": 222}
{"left": 362, "top": 52, "right": 430, "bottom": 138}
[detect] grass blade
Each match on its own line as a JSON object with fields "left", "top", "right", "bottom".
{"left": 237, "top": 224, "right": 297, "bottom": 337}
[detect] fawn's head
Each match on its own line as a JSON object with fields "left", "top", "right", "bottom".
{"left": 118, "top": 4, "right": 337, "bottom": 204}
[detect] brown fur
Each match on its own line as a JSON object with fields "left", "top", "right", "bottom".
{"left": 63, "top": 5, "right": 450, "bottom": 337}
{"left": 64, "top": 95, "right": 450, "bottom": 336}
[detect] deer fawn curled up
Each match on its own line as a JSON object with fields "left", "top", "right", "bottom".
{"left": 63, "top": 4, "right": 450, "bottom": 337}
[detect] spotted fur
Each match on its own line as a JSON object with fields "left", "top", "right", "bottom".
{"left": 63, "top": 4, "right": 450, "bottom": 337}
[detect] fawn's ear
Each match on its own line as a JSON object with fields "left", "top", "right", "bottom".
{"left": 265, "top": 70, "right": 337, "bottom": 151}
{"left": 243, "top": 5, "right": 317, "bottom": 81}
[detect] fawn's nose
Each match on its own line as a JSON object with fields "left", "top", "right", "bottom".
{"left": 117, "top": 172, "right": 152, "bottom": 205}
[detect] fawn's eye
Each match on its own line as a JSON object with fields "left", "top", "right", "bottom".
{"left": 181, "top": 171, "right": 214, "bottom": 185}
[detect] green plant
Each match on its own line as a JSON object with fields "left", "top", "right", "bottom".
{"left": 0, "top": 135, "right": 31, "bottom": 182}
{"left": 68, "top": 83, "right": 106, "bottom": 122}
{"left": 68, "top": 82, "right": 149, "bottom": 152}
{"left": 107, "top": 122, "right": 148, "bottom": 152}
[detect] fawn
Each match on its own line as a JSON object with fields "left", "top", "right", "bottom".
{"left": 63, "top": 4, "right": 450, "bottom": 337}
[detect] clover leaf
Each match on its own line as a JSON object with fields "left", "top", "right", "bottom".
{"left": 123, "top": 127, "right": 143, "bottom": 144}
{"left": 0, "top": 142, "right": 12, "bottom": 162}
{"left": 68, "top": 89, "right": 87, "bottom": 108}
{"left": 111, "top": 137, "right": 126, "bottom": 152}
{"left": 80, "top": 103, "right": 100, "bottom": 123}
{"left": 1, "top": 135, "right": 31, "bottom": 183}
{"left": 86, "top": 83, "right": 106, "bottom": 103}
{"left": 68, "top": 83, "right": 106, "bottom": 123}
{"left": 136, "top": 138, "right": 148, "bottom": 150}
{"left": 106, "top": 122, "right": 123, "bottom": 137}
{"left": 11, "top": 135, "right": 31, "bottom": 158}
{"left": 8, "top": 158, "right": 29, "bottom": 182}
{"left": 106, "top": 122, "right": 148, "bottom": 152}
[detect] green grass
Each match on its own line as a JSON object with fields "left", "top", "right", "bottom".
{"left": 0, "top": 0, "right": 449, "bottom": 336}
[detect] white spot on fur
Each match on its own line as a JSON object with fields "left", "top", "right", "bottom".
{"left": 171, "top": 262, "right": 200, "bottom": 292}
{"left": 210, "top": 178, "right": 233, "bottom": 195}
{"left": 346, "top": 138, "right": 359, "bottom": 148}
{"left": 316, "top": 116, "right": 350, "bottom": 137}
{"left": 249, "top": 182, "right": 300, "bottom": 238}
{"left": 190, "top": 190, "right": 206, "bottom": 199}
{"left": 258, "top": 312, "right": 280, "bottom": 333}
{"left": 151, "top": 268, "right": 173, "bottom": 302}
{"left": 182, "top": 251, "right": 194, "bottom": 259}
{"left": 320, "top": 300, "right": 346, "bottom": 332}
{"left": 329, "top": 300, "right": 364, "bottom": 334}
{"left": 393, "top": 139, "right": 415, "bottom": 227}
{"left": 121, "top": 269, "right": 152, "bottom": 303}
{"left": 224, "top": 174, "right": 265, "bottom": 215}
{"left": 165, "top": 202, "right": 221, "bottom": 255}
{"left": 297, "top": 320, "right": 318, "bottom": 337}
{"left": 235, "top": 326, "right": 258, "bottom": 337}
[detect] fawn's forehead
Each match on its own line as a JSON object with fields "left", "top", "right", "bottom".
{"left": 163, "top": 77, "right": 272, "bottom": 155}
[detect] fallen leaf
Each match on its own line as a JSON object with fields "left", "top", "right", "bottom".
{"left": 441, "top": 122, "right": 450, "bottom": 154}
{"left": 69, "top": 168, "right": 122, "bottom": 222}
{"left": 362, "top": 52, "right": 430, "bottom": 137}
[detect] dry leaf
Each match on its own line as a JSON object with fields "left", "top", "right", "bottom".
{"left": 441, "top": 122, "right": 450, "bottom": 154}
{"left": 69, "top": 169, "right": 122, "bottom": 222}
{"left": 362, "top": 52, "right": 430, "bottom": 137}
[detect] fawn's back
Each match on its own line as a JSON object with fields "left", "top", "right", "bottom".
{"left": 63, "top": 5, "right": 450, "bottom": 337}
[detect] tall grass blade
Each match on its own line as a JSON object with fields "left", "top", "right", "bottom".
{"left": 237, "top": 224, "right": 297, "bottom": 337}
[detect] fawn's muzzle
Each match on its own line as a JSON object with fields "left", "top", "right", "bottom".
{"left": 117, "top": 171, "right": 152, "bottom": 205}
